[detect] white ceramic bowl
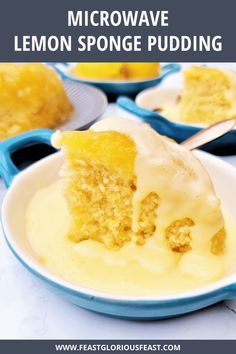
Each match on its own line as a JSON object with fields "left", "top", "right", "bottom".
{"left": 136, "top": 86, "right": 236, "bottom": 131}
{"left": 2, "top": 150, "right": 236, "bottom": 319}
{"left": 117, "top": 88, "right": 236, "bottom": 154}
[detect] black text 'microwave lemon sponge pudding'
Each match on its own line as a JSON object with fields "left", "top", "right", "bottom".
{"left": 52, "top": 118, "right": 225, "bottom": 255}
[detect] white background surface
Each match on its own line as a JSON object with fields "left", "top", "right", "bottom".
{"left": 1, "top": 64, "right": 236, "bottom": 339}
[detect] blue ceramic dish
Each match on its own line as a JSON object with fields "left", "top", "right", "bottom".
{"left": 48, "top": 63, "right": 180, "bottom": 96}
{"left": 1, "top": 130, "right": 236, "bottom": 319}
{"left": 117, "top": 96, "right": 236, "bottom": 155}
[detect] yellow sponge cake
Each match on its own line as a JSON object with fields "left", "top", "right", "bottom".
{"left": 180, "top": 66, "right": 236, "bottom": 124}
{"left": 52, "top": 118, "right": 226, "bottom": 256}
{"left": 0, "top": 63, "right": 73, "bottom": 140}
{"left": 70, "top": 63, "right": 160, "bottom": 81}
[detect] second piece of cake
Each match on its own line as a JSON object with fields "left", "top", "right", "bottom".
{"left": 0, "top": 63, "right": 73, "bottom": 140}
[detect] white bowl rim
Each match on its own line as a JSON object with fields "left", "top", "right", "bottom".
{"left": 135, "top": 86, "right": 236, "bottom": 131}
{"left": 2, "top": 150, "right": 236, "bottom": 303}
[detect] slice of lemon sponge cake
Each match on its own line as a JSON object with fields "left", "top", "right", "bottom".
{"left": 52, "top": 118, "right": 226, "bottom": 254}
{"left": 180, "top": 66, "right": 236, "bottom": 124}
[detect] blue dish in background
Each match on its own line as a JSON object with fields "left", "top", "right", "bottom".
{"left": 48, "top": 63, "right": 180, "bottom": 96}
{"left": 117, "top": 96, "right": 236, "bottom": 155}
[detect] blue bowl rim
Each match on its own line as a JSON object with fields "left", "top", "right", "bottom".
{"left": 2, "top": 225, "right": 233, "bottom": 307}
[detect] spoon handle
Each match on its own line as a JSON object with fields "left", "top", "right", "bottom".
{"left": 180, "top": 119, "right": 236, "bottom": 151}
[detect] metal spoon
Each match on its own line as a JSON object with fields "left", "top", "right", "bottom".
{"left": 180, "top": 119, "right": 236, "bottom": 150}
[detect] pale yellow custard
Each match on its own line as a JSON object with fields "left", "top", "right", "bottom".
{"left": 25, "top": 117, "right": 236, "bottom": 296}
{"left": 26, "top": 180, "right": 236, "bottom": 296}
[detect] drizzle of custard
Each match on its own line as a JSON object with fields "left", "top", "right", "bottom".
{"left": 26, "top": 180, "right": 236, "bottom": 296}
